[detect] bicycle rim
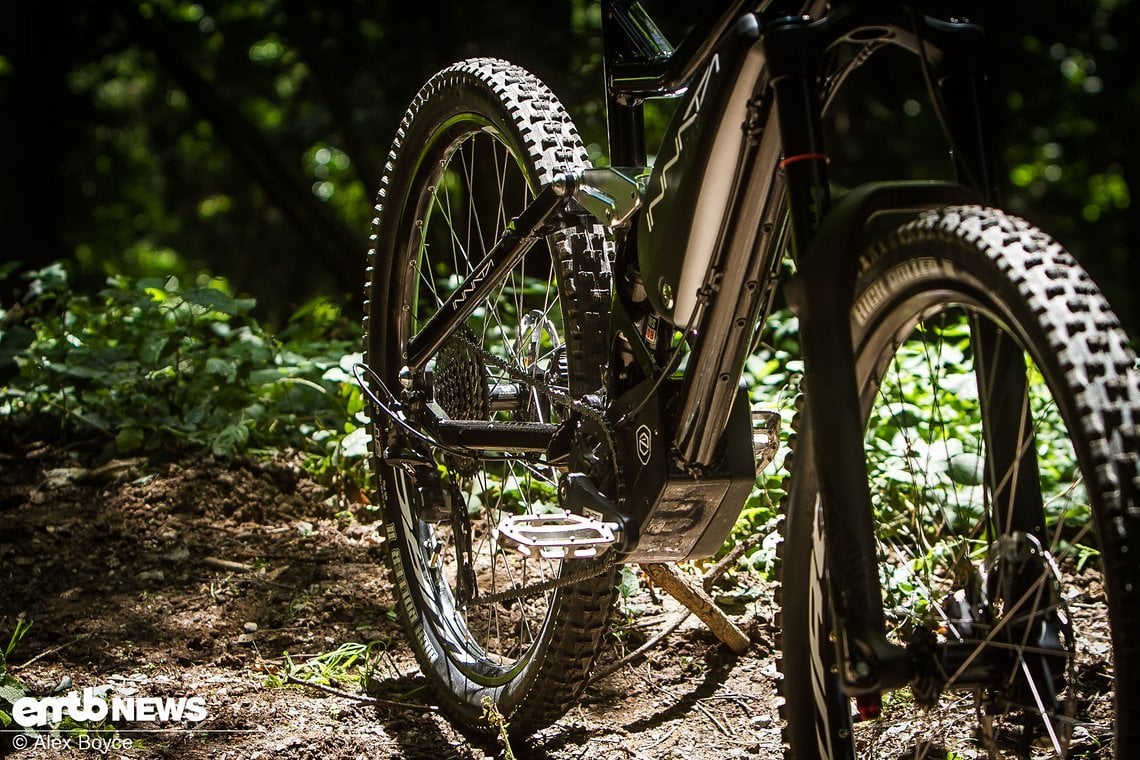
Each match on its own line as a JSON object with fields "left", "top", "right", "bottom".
{"left": 389, "top": 124, "right": 571, "bottom": 681}
{"left": 852, "top": 303, "right": 1109, "bottom": 757}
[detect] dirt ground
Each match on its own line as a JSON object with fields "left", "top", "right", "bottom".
{"left": 0, "top": 449, "right": 786, "bottom": 759}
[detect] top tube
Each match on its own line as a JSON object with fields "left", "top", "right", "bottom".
{"left": 607, "top": 0, "right": 822, "bottom": 99}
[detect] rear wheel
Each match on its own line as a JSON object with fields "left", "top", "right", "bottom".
{"left": 363, "top": 58, "right": 616, "bottom": 733}
{"left": 780, "top": 207, "right": 1140, "bottom": 758}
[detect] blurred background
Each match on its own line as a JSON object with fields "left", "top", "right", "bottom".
{"left": 1, "top": 0, "right": 1135, "bottom": 332}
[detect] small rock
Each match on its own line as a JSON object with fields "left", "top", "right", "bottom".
{"left": 43, "top": 468, "right": 88, "bottom": 489}
{"left": 164, "top": 545, "right": 190, "bottom": 561}
{"left": 243, "top": 621, "right": 258, "bottom": 633}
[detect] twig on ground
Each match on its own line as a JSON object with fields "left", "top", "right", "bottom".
{"left": 694, "top": 698, "right": 734, "bottom": 738}
{"left": 641, "top": 563, "right": 750, "bottom": 653}
{"left": 284, "top": 674, "right": 436, "bottom": 713}
{"left": 638, "top": 722, "right": 681, "bottom": 753}
{"left": 704, "top": 692, "right": 756, "bottom": 717}
{"left": 589, "top": 609, "right": 691, "bottom": 684}
{"left": 594, "top": 537, "right": 762, "bottom": 682}
{"left": 12, "top": 634, "right": 91, "bottom": 671}
{"left": 202, "top": 556, "right": 255, "bottom": 573}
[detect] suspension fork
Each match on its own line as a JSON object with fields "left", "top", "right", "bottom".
{"left": 768, "top": 6, "right": 993, "bottom": 694}
{"left": 940, "top": 49, "right": 1049, "bottom": 546}
{"left": 768, "top": 10, "right": 911, "bottom": 694}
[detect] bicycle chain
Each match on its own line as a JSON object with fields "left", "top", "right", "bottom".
{"left": 468, "top": 554, "right": 617, "bottom": 608}
{"left": 446, "top": 330, "right": 623, "bottom": 607}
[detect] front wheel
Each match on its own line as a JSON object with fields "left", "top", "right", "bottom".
{"left": 780, "top": 206, "right": 1140, "bottom": 758}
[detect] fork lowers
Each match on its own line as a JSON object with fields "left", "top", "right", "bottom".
{"left": 779, "top": 206, "right": 1139, "bottom": 758}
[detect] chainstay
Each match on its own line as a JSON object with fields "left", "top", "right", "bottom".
{"left": 468, "top": 553, "right": 618, "bottom": 607}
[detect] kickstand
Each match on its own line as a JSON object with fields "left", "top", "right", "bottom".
{"left": 640, "top": 563, "right": 750, "bottom": 654}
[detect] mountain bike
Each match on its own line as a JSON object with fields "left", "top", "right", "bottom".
{"left": 359, "top": 0, "right": 1140, "bottom": 755}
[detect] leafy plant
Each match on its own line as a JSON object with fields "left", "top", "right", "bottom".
{"left": 0, "top": 619, "right": 32, "bottom": 729}
{"left": 266, "top": 640, "right": 397, "bottom": 691}
{"left": 481, "top": 696, "right": 516, "bottom": 759}
{"left": 264, "top": 640, "right": 428, "bottom": 712}
{"left": 0, "top": 264, "right": 369, "bottom": 488}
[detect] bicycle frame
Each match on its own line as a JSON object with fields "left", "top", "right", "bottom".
{"left": 392, "top": 0, "right": 1028, "bottom": 698}
{"left": 601, "top": 0, "right": 1010, "bottom": 695}
{"left": 598, "top": 0, "right": 1033, "bottom": 697}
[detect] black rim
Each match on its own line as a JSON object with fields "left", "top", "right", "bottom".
{"left": 387, "top": 122, "right": 571, "bottom": 681}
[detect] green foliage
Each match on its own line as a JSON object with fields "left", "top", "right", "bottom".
{"left": 863, "top": 315, "right": 1085, "bottom": 539}
{"left": 303, "top": 141, "right": 368, "bottom": 227}
{"left": 268, "top": 641, "right": 390, "bottom": 690}
{"left": 0, "top": 265, "right": 368, "bottom": 483}
{"left": 0, "top": 620, "right": 32, "bottom": 729}
{"left": 616, "top": 565, "right": 641, "bottom": 599}
{"left": 732, "top": 307, "right": 1096, "bottom": 584}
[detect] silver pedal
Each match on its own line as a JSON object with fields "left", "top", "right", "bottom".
{"left": 494, "top": 511, "right": 619, "bottom": 560}
{"left": 751, "top": 409, "right": 781, "bottom": 474}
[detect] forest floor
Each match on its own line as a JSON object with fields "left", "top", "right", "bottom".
{"left": 0, "top": 451, "right": 784, "bottom": 759}
{"left": 0, "top": 450, "right": 1116, "bottom": 759}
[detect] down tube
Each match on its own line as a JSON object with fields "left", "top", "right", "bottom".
{"left": 673, "top": 81, "right": 788, "bottom": 470}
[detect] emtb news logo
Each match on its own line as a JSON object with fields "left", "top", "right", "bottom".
{"left": 11, "top": 686, "right": 208, "bottom": 727}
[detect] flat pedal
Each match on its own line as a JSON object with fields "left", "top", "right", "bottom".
{"left": 494, "top": 511, "right": 619, "bottom": 560}
{"left": 751, "top": 409, "right": 781, "bottom": 474}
